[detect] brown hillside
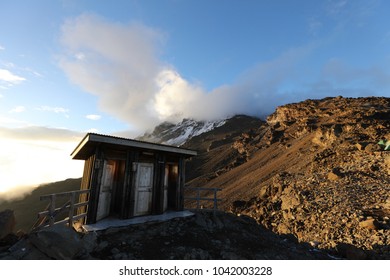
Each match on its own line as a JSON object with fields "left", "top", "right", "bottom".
{"left": 185, "top": 96, "right": 390, "bottom": 259}
{"left": 183, "top": 115, "right": 265, "bottom": 185}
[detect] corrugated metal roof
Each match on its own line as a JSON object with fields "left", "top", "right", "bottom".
{"left": 71, "top": 133, "right": 197, "bottom": 160}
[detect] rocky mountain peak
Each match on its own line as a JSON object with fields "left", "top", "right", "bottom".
{"left": 266, "top": 96, "right": 389, "bottom": 147}
{"left": 136, "top": 118, "right": 227, "bottom": 146}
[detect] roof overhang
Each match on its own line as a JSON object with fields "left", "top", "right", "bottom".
{"left": 71, "top": 133, "right": 197, "bottom": 160}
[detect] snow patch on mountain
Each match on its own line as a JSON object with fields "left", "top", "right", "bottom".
{"left": 137, "top": 118, "right": 226, "bottom": 146}
{"left": 165, "top": 119, "right": 226, "bottom": 146}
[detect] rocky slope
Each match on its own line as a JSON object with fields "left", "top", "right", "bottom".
{"left": 1, "top": 211, "right": 333, "bottom": 260}
{"left": 187, "top": 96, "right": 389, "bottom": 259}
{"left": 183, "top": 115, "right": 264, "bottom": 183}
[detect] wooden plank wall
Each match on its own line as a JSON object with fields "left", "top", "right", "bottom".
{"left": 77, "top": 154, "right": 95, "bottom": 224}
{"left": 85, "top": 146, "right": 103, "bottom": 224}
{"left": 121, "top": 150, "right": 139, "bottom": 219}
{"left": 177, "top": 156, "right": 185, "bottom": 211}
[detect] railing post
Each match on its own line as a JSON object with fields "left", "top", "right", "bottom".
{"left": 68, "top": 192, "right": 76, "bottom": 228}
{"left": 213, "top": 189, "right": 218, "bottom": 211}
{"left": 196, "top": 188, "right": 200, "bottom": 210}
{"left": 34, "top": 189, "right": 90, "bottom": 230}
{"left": 49, "top": 194, "right": 56, "bottom": 226}
{"left": 184, "top": 187, "right": 222, "bottom": 212}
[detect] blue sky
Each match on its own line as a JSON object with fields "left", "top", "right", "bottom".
{"left": 1, "top": 0, "right": 389, "bottom": 197}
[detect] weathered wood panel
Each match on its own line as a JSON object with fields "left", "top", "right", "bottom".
{"left": 78, "top": 154, "right": 94, "bottom": 223}
{"left": 177, "top": 156, "right": 185, "bottom": 211}
{"left": 96, "top": 160, "right": 115, "bottom": 221}
{"left": 122, "top": 150, "right": 139, "bottom": 219}
{"left": 133, "top": 163, "right": 154, "bottom": 216}
{"left": 153, "top": 154, "right": 166, "bottom": 215}
{"left": 85, "top": 146, "right": 103, "bottom": 224}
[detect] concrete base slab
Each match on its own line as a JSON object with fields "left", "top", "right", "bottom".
{"left": 82, "top": 210, "right": 194, "bottom": 232}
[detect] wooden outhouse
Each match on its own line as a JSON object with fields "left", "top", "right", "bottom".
{"left": 71, "top": 133, "right": 197, "bottom": 225}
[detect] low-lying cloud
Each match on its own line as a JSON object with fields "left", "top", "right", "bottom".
{"left": 59, "top": 14, "right": 389, "bottom": 133}
{"left": 0, "top": 126, "right": 84, "bottom": 200}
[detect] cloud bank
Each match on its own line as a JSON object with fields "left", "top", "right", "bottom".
{"left": 0, "top": 126, "right": 84, "bottom": 200}
{"left": 59, "top": 14, "right": 298, "bottom": 131}
{"left": 59, "top": 14, "right": 389, "bottom": 133}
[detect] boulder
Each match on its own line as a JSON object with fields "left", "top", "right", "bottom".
{"left": 29, "top": 224, "right": 83, "bottom": 259}
{"left": 385, "top": 156, "right": 390, "bottom": 175}
{"left": 277, "top": 223, "right": 290, "bottom": 234}
{"left": 327, "top": 172, "right": 340, "bottom": 181}
{"left": 1, "top": 237, "right": 45, "bottom": 260}
{"left": 80, "top": 231, "right": 98, "bottom": 253}
{"left": 0, "top": 209, "right": 16, "bottom": 239}
{"left": 336, "top": 243, "right": 367, "bottom": 260}
{"left": 259, "top": 186, "right": 270, "bottom": 199}
{"left": 232, "top": 200, "right": 247, "bottom": 209}
{"left": 281, "top": 195, "right": 300, "bottom": 210}
{"left": 280, "top": 187, "right": 300, "bottom": 210}
{"left": 0, "top": 233, "right": 18, "bottom": 247}
{"left": 327, "top": 168, "right": 343, "bottom": 181}
{"left": 355, "top": 143, "right": 364, "bottom": 151}
{"left": 365, "top": 143, "right": 381, "bottom": 153}
{"left": 359, "top": 218, "right": 379, "bottom": 230}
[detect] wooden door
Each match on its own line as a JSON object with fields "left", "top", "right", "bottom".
{"left": 96, "top": 160, "right": 116, "bottom": 221}
{"left": 134, "top": 163, "right": 154, "bottom": 216}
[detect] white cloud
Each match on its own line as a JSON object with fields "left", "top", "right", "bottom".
{"left": 0, "top": 68, "right": 26, "bottom": 84}
{"left": 9, "top": 105, "right": 26, "bottom": 113}
{"left": 0, "top": 45, "right": 4, "bottom": 51}
{"left": 59, "top": 14, "right": 165, "bottom": 130}
{"left": 24, "top": 67, "right": 43, "bottom": 78}
{"left": 36, "top": 105, "right": 68, "bottom": 114}
{"left": 327, "top": 0, "right": 349, "bottom": 15}
{"left": 308, "top": 17, "right": 323, "bottom": 36}
{"left": 321, "top": 58, "right": 390, "bottom": 88}
{"left": 75, "top": 52, "right": 86, "bottom": 61}
{"left": 59, "top": 13, "right": 301, "bottom": 129}
{"left": 36, "top": 106, "right": 70, "bottom": 118}
{"left": 326, "top": 0, "right": 379, "bottom": 28}
{"left": 2, "top": 62, "right": 15, "bottom": 68}
{"left": 86, "top": 114, "right": 101, "bottom": 120}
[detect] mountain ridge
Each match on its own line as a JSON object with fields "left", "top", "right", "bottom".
{"left": 183, "top": 96, "right": 390, "bottom": 258}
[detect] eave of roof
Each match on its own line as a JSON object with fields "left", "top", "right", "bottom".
{"left": 71, "top": 133, "right": 197, "bottom": 160}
